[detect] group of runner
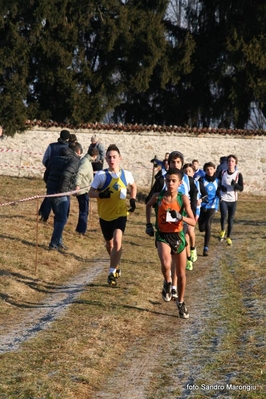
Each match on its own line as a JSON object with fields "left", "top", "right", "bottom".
{"left": 41, "top": 133, "right": 244, "bottom": 320}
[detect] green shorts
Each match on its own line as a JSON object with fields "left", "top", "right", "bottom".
{"left": 156, "top": 230, "right": 186, "bottom": 254}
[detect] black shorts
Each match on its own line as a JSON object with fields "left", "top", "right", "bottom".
{"left": 99, "top": 217, "right": 127, "bottom": 241}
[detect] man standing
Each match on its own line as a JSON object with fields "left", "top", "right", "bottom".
{"left": 46, "top": 141, "right": 83, "bottom": 251}
{"left": 39, "top": 129, "right": 71, "bottom": 222}
{"left": 88, "top": 144, "right": 137, "bottom": 286}
{"left": 74, "top": 147, "right": 98, "bottom": 235}
{"left": 88, "top": 135, "right": 105, "bottom": 171}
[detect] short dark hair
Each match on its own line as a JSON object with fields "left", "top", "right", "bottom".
{"left": 168, "top": 151, "right": 184, "bottom": 166}
{"left": 227, "top": 154, "right": 238, "bottom": 164}
{"left": 203, "top": 162, "right": 215, "bottom": 171}
{"left": 69, "top": 141, "right": 83, "bottom": 154}
{"left": 166, "top": 167, "right": 183, "bottom": 180}
{"left": 88, "top": 147, "right": 99, "bottom": 156}
{"left": 106, "top": 144, "right": 120, "bottom": 155}
{"left": 183, "top": 163, "right": 193, "bottom": 170}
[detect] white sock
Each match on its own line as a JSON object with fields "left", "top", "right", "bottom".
{"left": 109, "top": 268, "right": 116, "bottom": 274}
{"left": 172, "top": 285, "right": 177, "bottom": 291}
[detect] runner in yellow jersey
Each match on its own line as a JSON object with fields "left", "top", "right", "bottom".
{"left": 88, "top": 144, "right": 137, "bottom": 286}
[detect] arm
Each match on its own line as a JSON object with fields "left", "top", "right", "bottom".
{"left": 182, "top": 195, "right": 196, "bottom": 227}
{"left": 97, "top": 143, "right": 105, "bottom": 162}
{"left": 188, "top": 176, "right": 198, "bottom": 216}
{"left": 146, "top": 193, "right": 159, "bottom": 224}
{"left": 232, "top": 173, "right": 244, "bottom": 192}
{"left": 42, "top": 146, "right": 51, "bottom": 167}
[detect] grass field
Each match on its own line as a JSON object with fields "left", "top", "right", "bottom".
{"left": 0, "top": 176, "right": 265, "bottom": 399}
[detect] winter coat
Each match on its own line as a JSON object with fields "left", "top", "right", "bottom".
{"left": 46, "top": 147, "right": 80, "bottom": 195}
{"left": 75, "top": 154, "right": 94, "bottom": 195}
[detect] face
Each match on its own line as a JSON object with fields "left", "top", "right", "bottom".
{"left": 192, "top": 161, "right": 199, "bottom": 171}
{"left": 184, "top": 166, "right": 194, "bottom": 177}
{"left": 169, "top": 157, "right": 183, "bottom": 170}
{"left": 165, "top": 174, "right": 182, "bottom": 193}
{"left": 228, "top": 157, "right": 237, "bottom": 170}
{"left": 106, "top": 150, "right": 121, "bottom": 170}
{"left": 205, "top": 166, "right": 215, "bottom": 176}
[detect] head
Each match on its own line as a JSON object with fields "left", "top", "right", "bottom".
{"left": 91, "top": 135, "right": 98, "bottom": 144}
{"left": 192, "top": 159, "right": 199, "bottom": 171}
{"left": 60, "top": 129, "right": 71, "bottom": 142}
{"left": 165, "top": 168, "right": 183, "bottom": 193}
{"left": 168, "top": 151, "right": 184, "bottom": 170}
{"left": 203, "top": 162, "right": 216, "bottom": 176}
{"left": 69, "top": 133, "right": 77, "bottom": 143}
{"left": 105, "top": 144, "right": 121, "bottom": 171}
{"left": 88, "top": 147, "right": 99, "bottom": 160}
{"left": 183, "top": 163, "right": 194, "bottom": 177}
{"left": 69, "top": 141, "right": 83, "bottom": 156}
{"left": 164, "top": 152, "right": 170, "bottom": 160}
{"left": 162, "top": 158, "right": 169, "bottom": 170}
{"left": 227, "top": 154, "right": 238, "bottom": 170}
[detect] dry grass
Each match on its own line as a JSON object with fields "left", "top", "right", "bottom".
{"left": 0, "top": 176, "right": 265, "bottom": 399}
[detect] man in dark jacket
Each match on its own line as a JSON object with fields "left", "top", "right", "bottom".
{"left": 46, "top": 141, "right": 83, "bottom": 251}
{"left": 39, "top": 129, "right": 71, "bottom": 222}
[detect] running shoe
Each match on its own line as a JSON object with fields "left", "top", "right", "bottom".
{"left": 226, "top": 237, "right": 232, "bottom": 246}
{"left": 190, "top": 248, "right": 197, "bottom": 262}
{"left": 186, "top": 260, "right": 193, "bottom": 271}
{"left": 177, "top": 302, "right": 189, "bottom": 319}
{"left": 219, "top": 230, "right": 226, "bottom": 241}
{"left": 107, "top": 273, "right": 117, "bottom": 286}
{"left": 203, "top": 247, "right": 209, "bottom": 256}
{"left": 171, "top": 288, "right": 178, "bottom": 301}
{"left": 162, "top": 281, "right": 172, "bottom": 302}
{"left": 114, "top": 268, "right": 121, "bottom": 279}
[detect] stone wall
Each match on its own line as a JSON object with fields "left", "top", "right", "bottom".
{"left": 0, "top": 127, "right": 265, "bottom": 195}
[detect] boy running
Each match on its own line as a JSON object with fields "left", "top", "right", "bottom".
{"left": 146, "top": 168, "right": 196, "bottom": 319}
{"left": 88, "top": 144, "right": 137, "bottom": 286}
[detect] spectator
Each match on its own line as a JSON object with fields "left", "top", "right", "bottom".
{"left": 46, "top": 141, "right": 83, "bottom": 251}
{"left": 88, "top": 135, "right": 105, "bottom": 171}
{"left": 39, "top": 130, "right": 71, "bottom": 222}
{"left": 75, "top": 147, "right": 98, "bottom": 235}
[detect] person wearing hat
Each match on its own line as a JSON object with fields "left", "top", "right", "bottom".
{"left": 39, "top": 129, "right": 71, "bottom": 222}
{"left": 88, "top": 135, "right": 105, "bottom": 172}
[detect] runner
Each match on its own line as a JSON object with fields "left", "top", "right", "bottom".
{"left": 88, "top": 144, "right": 137, "bottom": 285}
{"left": 218, "top": 154, "right": 244, "bottom": 245}
{"left": 146, "top": 168, "right": 196, "bottom": 319}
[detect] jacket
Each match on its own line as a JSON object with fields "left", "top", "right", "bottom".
{"left": 46, "top": 147, "right": 80, "bottom": 195}
{"left": 75, "top": 153, "right": 94, "bottom": 195}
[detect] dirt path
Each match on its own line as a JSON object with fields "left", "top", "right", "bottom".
{"left": 0, "top": 265, "right": 104, "bottom": 353}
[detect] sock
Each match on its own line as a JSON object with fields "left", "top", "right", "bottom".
{"left": 109, "top": 267, "right": 116, "bottom": 274}
{"left": 187, "top": 256, "right": 191, "bottom": 261}
{"left": 172, "top": 285, "right": 177, "bottom": 291}
{"left": 190, "top": 246, "right": 195, "bottom": 250}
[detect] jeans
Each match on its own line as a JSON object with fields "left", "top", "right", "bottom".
{"left": 76, "top": 194, "right": 89, "bottom": 234}
{"left": 49, "top": 196, "right": 70, "bottom": 247}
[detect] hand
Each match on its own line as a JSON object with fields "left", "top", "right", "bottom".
{"left": 170, "top": 210, "right": 183, "bottom": 220}
{"left": 231, "top": 179, "right": 236, "bottom": 186}
{"left": 99, "top": 188, "right": 113, "bottom": 199}
{"left": 201, "top": 195, "right": 209, "bottom": 203}
{"left": 220, "top": 185, "right": 227, "bottom": 192}
{"left": 128, "top": 198, "right": 136, "bottom": 213}
{"left": 146, "top": 223, "right": 154, "bottom": 237}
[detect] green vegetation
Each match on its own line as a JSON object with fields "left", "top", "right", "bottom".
{"left": 1, "top": 2, "right": 266, "bottom": 134}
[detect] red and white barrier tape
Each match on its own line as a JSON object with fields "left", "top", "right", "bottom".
{"left": 0, "top": 187, "right": 90, "bottom": 207}
{"left": 0, "top": 147, "right": 43, "bottom": 156}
